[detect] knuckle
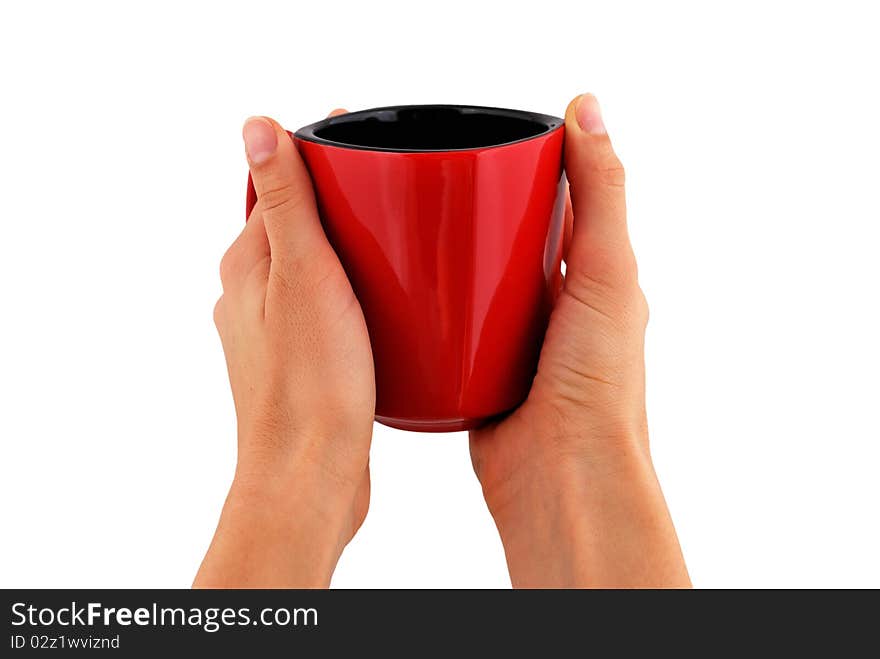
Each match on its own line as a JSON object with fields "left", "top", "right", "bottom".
{"left": 630, "top": 288, "right": 649, "bottom": 327}
{"left": 257, "top": 182, "right": 309, "bottom": 215}
{"left": 573, "top": 244, "right": 638, "bottom": 288}
{"left": 219, "top": 245, "right": 239, "bottom": 286}
{"left": 573, "top": 143, "right": 625, "bottom": 189}
{"left": 564, "top": 261, "right": 647, "bottom": 327}
{"left": 637, "top": 288, "right": 649, "bottom": 326}
{"left": 212, "top": 296, "right": 225, "bottom": 327}
{"left": 594, "top": 157, "right": 626, "bottom": 188}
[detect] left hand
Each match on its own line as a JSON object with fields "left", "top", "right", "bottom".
{"left": 195, "top": 112, "right": 374, "bottom": 588}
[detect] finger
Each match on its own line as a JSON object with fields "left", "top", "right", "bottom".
{"left": 328, "top": 108, "right": 348, "bottom": 117}
{"left": 242, "top": 116, "right": 328, "bottom": 265}
{"left": 563, "top": 94, "right": 635, "bottom": 286}
{"left": 219, "top": 209, "right": 270, "bottom": 293}
{"left": 562, "top": 181, "right": 574, "bottom": 260}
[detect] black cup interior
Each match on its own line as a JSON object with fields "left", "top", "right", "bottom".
{"left": 295, "top": 105, "right": 563, "bottom": 152}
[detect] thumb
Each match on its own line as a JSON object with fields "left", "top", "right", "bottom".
{"left": 242, "top": 116, "right": 328, "bottom": 266}
{"left": 563, "top": 94, "right": 636, "bottom": 288}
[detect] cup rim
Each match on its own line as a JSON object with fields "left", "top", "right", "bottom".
{"left": 293, "top": 104, "right": 563, "bottom": 154}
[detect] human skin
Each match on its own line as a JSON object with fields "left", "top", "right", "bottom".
{"left": 194, "top": 110, "right": 372, "bottom": 587}
{"left": 195, "top": 96, "right": 689, "bottom": 588}
{"left": 469, "top": 95, "right": 690, "bottom": 587}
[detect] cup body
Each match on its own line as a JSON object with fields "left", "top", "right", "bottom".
{"left": 247, "top": 105, "right": 565, "bottom": 431}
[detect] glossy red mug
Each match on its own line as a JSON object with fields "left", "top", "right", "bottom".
{"left": 246, "top": 105, "right": 565, "bottom": 431}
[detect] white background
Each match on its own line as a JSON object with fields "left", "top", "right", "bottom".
{"left": 1, "top": 1, "right": 878, "bottom": 588}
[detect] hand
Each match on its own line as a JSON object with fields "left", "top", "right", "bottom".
{"left": 195, "top": 113, "right": 373, "bottom": 588}
{"left": 470, "top": 95, "right": 690, "bottom": 588}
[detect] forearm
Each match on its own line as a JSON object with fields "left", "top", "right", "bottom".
{"left": 489, "top": 443, "right": 690, "bottom": 589}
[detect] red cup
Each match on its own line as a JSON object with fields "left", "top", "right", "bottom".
{"left": 246, "top": 105, "right": 565, "bottom": 431}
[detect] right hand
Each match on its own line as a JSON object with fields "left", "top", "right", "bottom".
{"left": 469, "top": 94, "right": 690, "bottom": 588}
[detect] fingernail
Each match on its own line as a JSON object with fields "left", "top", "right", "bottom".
{"left": 242, "top": 116, "right": 277, "bottom": 164}
{"left": 575, "top": 94, "right": 606, "bottom": 134}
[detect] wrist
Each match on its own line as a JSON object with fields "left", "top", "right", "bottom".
{"left": 487, "top": 433, "right": 653, "bottom": 535}
{"left": 236, "top": 415, "right": 371, "bottom": 488}
{"left": 482, "top": 423, "right": 651, "bottom": 524}
{"left": 485, "top": 438, "right": 689, "bottom": 588}
{"left": 194, "top": 463, "right": 358, "bottom": 589}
